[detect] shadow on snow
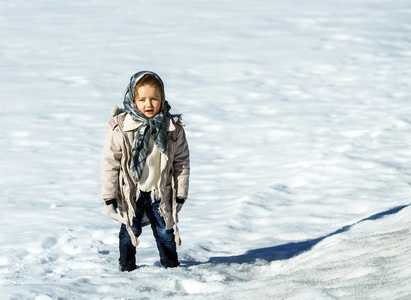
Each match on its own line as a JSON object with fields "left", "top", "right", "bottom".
{"left": 181, "top": 203, "right": 410, "bottom": 266}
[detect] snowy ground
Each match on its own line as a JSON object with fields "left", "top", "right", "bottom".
{"left": 1, "top": 0, "right": 411, "bottom": 299}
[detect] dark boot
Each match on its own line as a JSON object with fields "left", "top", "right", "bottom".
{"left": 160, "top": 259, "right": 180, "bottom": 269}
{"left": 118, "top": 258, "right": 136, "bottom": 272}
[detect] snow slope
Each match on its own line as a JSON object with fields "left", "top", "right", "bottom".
{"left": 1, "top": 0, "right": 411, "bottom": 299}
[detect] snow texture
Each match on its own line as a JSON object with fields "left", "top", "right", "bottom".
{"left": 1, "top": 0, "right": 411, "bottom": 299}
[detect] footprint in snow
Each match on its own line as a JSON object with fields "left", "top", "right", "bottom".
{"left": 41, "top": 236, "right": 58, "bottom": 249}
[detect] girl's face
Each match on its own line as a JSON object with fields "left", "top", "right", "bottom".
{"left": 135, "top": 84, "right": 162, "bottom": 118}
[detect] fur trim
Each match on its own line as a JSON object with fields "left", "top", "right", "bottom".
{"left": 172, "top": 114, "right": 185, "bottom": 126}
{"left": 111, "top": 106, "right": 124, "bottom": 117}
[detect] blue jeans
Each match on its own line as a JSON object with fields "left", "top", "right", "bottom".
{"left": 119, "top": 191, "right": 179, "bottom": 268}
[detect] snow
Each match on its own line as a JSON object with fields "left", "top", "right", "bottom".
{"left": 1, "top": 0, "right": 411, "bottom": 299}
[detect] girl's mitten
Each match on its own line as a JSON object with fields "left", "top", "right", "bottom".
{"left": 105, "top": 199, "right": 118, "bottom": 214}
{"left": 176, "top": 197, "right": 185, "bottom": 213}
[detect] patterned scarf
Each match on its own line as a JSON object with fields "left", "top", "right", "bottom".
{"left": 122, "top": 71, "right": 170, "bottom": 183}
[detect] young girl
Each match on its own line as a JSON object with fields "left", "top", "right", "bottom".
{"left": 101, "top": 71, "right": 190, "bottom": 271}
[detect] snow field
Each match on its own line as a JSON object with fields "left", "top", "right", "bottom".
{"left": 1, "top": 0, "right": 411, "bottom": 299}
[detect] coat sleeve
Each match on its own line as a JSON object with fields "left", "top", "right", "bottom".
{"left": 101, "top": 126, "right": 122, "bottom": 200}
{"left": 173, "top": 125, "right": 190, "bottom": 200}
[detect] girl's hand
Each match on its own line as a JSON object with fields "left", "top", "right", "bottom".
{"left": 107, "top": 204, "right": 118, "bottom": 214}
{"left": 105, "top": 199, "right": 118, "bottom": 214}
{"left": 176, "top": 197, "right": 185, "bottom": 213}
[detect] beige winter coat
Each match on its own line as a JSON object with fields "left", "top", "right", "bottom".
{"left": 101, "top": 112, "right": 190, "bottom": 247}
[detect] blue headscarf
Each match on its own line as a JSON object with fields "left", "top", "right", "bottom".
{"left": 122, "top": 71, "right": 170, "bottom": 182}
